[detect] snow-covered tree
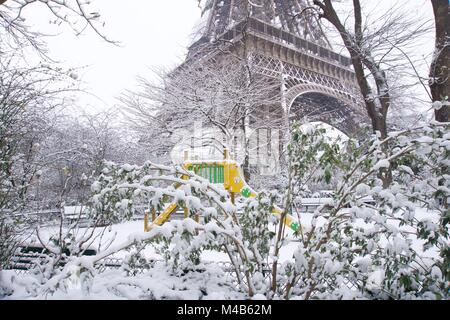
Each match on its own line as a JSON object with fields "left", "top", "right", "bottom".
{"left": 279, "top": 119, "right": 449, "bottom": 299}
{"left": 0, "top": 55, "right": 78, "bottom": 267}
{"left": 311, "top": 0, "right": 432, "bottom": 187}
{"left": 0, "top": 0, "right": 114, "bottom": 55}
{"left": 121, "top": 51, "right": 282, "bottom": 181}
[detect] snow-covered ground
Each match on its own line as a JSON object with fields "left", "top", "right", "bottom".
{"left": 22, "top": 205, "right": 440, "bottom": 265}
{"left": 1, "top": 257, "right": 246, "bottom": 300}
{"left": 2, "top": 205, "right": 443, "bottom": 300}
{"left": 23, "top": 218, "right": 301, "bottom": 263}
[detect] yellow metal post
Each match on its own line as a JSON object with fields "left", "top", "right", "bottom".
{"left": 224, "top": 148, "right": 229, "bottom": 160}
{"left": 151, "top": 208, "right": 156, "bottom": 221}
{"left": 144, "top": 211, "right": 149, "bottom": 232}
{"left": 194, "top": 214, "right": 199, "bottom": 223}
{"left": 230, "top": 192, "right": 235, "bottom": 204}
{"left": 184, "top": 207, "right": 188, "bottom": 219}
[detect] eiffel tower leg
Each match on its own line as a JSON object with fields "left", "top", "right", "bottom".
{"left": 280, "top": 68, "right": 290, "bottom": 168}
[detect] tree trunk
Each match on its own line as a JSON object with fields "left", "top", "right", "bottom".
{"left": 313, "top": 0, "right": 389, "bottom": 139}
{"left": 242, "top": 116, "right": 251, "bottom": 182}
{"left": 313, "top": 0, "right": 392, "bottom": 186}
{"left": 430, "top": 0, "right": 450, "bottom": 122}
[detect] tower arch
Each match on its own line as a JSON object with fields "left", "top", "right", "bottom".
{"left": 285, "top": 83, "right": 368, "bottom": 137}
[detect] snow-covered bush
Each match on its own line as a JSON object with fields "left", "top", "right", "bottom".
{"left": 89, "top": 161, "right": 231, "bottom": 223}
{"left": 87, "top": 161, "right": 280, "bottom": 297}
{"left": 2, "top": 118, "right": 448, "bottom": 300}
{"left": 282, "top": 120, "right": 449, "bottom": 299}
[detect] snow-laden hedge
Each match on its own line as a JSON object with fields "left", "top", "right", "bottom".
{"left": 1, "top": 120, "right": 448, "bottom": 300}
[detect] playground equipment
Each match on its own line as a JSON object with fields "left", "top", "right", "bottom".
{"left": 144, "top": 149, "right": 299, "bottom": 232}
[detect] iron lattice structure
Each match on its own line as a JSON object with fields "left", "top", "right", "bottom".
{"left": 200, "top": 0, "right": 331, "bottom": 48}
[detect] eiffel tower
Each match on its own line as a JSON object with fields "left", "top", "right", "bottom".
{"left": 187, "top": 0, "right": 365, "bottom": 132}
{"left": 173, "top": 0, "right": 366, "bottom": 175}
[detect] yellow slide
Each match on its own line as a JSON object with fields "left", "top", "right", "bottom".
{"left": 153, "top": 203, "right": 178, "bottom": 225}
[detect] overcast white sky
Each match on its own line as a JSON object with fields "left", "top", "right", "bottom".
{"left": 21, "top": 0, "right": 201, "bottom": 112}
{"left": 19, "top": 0, "right": 435, "bottom": 115}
